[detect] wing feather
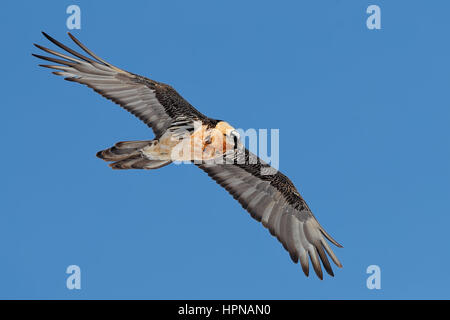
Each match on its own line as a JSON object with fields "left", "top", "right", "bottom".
{"left": 198, "top": 148, "right": 342, "bottom": 279}
{"left": 33, "top": 32, "right": 207, "bottom": 138}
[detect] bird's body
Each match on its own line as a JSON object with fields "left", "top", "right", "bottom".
{"left": 98, "top": 120, "right": 238, "bottom": 169}
{"left": 34, "top": 32, "right": 343, "bottom": 279}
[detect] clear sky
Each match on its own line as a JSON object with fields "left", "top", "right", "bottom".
{"left": 1, "top": 0, "right": 449, "bottom": 299}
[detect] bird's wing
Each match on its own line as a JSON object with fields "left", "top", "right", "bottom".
{"left": 33, "top": 32, "right": 207, "bottom": 138}
{"left": 197, "top": 148, "right": 343, "bottom": 279}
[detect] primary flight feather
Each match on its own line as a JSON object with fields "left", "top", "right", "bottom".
{"left": 33, "top": 32, "right": 343, "bottom": 279}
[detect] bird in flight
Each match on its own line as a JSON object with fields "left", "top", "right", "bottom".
{"left": 33, "top": 32, "right": 343, "bottom": 279}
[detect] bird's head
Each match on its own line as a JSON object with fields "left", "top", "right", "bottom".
{"left": 215, "top": 121, "right": 241, "bottom": 151}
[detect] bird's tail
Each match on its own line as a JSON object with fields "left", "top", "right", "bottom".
{"left": 96, "top": 140, "right": 172, "bottom": 170}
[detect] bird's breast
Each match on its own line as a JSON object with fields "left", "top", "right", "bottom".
{"left": 145, "top": 124, "right": 234, "bottom": 163}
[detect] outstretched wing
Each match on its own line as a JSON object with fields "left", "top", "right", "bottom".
{"left": 198, "top": 149, "right": 343, "bottom": 279}
{"left": 33, "top": 32, "right": 207, "bottom": 138}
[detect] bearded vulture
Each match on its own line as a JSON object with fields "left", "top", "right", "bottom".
{"left": 33, "top": 32, "right": 343, "bottom": 279}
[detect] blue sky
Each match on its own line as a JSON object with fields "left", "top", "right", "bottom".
{"left": 1, "top": 0, "right": 449, "bottom": 299}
